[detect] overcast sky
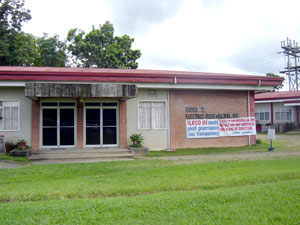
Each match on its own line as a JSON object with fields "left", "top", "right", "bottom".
{"left": 23, "top": 0, "right": 300, "bottom": 83}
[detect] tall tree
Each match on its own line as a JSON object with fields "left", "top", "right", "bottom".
{"left": 266, "top": 73, "right": 284, "bottom": 91}
{"left": 67, "top": 21, "right": 141, "bottom": 69}
{"left": 0, "top": 0, "right": 67, "bottom": 67}
{"left": 35, "top": 34, "right": 67, "bottom": 67}
{"left": 0, "top": 0, "right": 31, "bottom": 65}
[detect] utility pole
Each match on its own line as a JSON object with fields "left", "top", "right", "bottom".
{"left": 280, "top": 37, "right": 300, "bottom": 91}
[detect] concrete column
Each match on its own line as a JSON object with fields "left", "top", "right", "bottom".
{"left": 77, "top": 100, "right": 84, "bottom": 149}
{"left": 31, "top": 100, "right": 40, "bottom": 151}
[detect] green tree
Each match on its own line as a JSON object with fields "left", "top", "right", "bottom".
{"left": 35, "top": 34, "right": 67, "bottom": 67}
{"left": 0, "top": 0, "right": 67, "bottom": 67}
{"left": 0, "top": 0, "right": 32, "bottom": 65}
{"left": 266, "top": 73, "right": 284, "bottom": 91}
{"left": 67, "top": 21, "right": 141, "bottom": 69}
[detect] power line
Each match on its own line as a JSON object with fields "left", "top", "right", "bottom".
{"left": 280, "top": 37, "right": 300, "bottom": 91}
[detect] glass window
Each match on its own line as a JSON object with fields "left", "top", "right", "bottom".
{"left": 41, "top": 102, "right": 58, "bottom": 106}
{"left": 59, "top": 102, "right": 75, "bottom": 107}
{"left": 255, "top": 109, "right": 270, "bottom": 121}
{"left": 85, "top": 103, "right": 101, "bottom": 106}
{"left": 0, "top": 100, "right": 20, "bottom": 131}
{"left": 138, "top": 101, "right": 167, "bottom": 129}
{"left": 102, "top": 102, "right": 118, "bottom": 106}
{"left": 287, "top": 109, "right": 292, "bottom": 120}
{"left": 275, "top": 108, "right": 293, "bottom": 121}
{"left": 259, "top": 112, "right": 264, "bottom": 120}
{"left": 276, "top": 112, "right": 281, "bottom": 120}
{"left": 265, "top": 112, "right": 270, "bottom": 120}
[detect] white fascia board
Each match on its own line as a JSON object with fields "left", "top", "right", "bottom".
{"left": 285, "top": 103, "right": 300, "bottom": 106}
{"left": 0, "top": 81, "right": 25, "bottom": 87}
{"left": 255, "top": 98, "right": 300, "bottom": 104}
{"left": 136, "top": 83, "right": 274, "bottom": 91}
{"left": 2, "top": 80, "right": 275, "bottom": 91}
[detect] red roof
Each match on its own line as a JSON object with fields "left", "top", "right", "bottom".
{"left": 0, "top": 66, "right": 284, "bottom": 86}
{"left": 255, "top": 91, "right": 300, "bottom": 101}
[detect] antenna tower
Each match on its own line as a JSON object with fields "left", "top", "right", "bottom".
{"left": 280, "top": 37, "right": 300, "bottom": 91}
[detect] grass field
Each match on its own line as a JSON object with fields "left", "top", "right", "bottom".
{"left": 0, "top": 153, "right": 29, "bottom": 162}
{"left": 147, "top": 138, "right": 300, "bottom": 157}
{"left": 1, "top": 156, "right": 300, "bottom": 224}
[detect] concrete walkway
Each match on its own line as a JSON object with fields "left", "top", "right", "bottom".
{"left": 0, "top": 161, "right": 28, "bottom": 169}
{"left": 138, "top": 150, "right": 300, "bottom": 164}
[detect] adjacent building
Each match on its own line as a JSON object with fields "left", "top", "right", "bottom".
{"left": 0, "top": 67, "right": 283, "bottom": 151}
{"left": 255, "top": 91, "right": 300, "bottom": 130}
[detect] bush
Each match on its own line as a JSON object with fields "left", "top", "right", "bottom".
{"left": 285, "top": 123, "right": 295, "bottom": 132}
{"left": 256, "top": 139, "right": 262, "bottom": 144}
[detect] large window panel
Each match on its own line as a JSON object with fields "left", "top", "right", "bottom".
{"left": 0, "top": 100, "right": 20, "bottom": 131}
{"left": 138, "top": 102, "right": 151, "bottom": 129}
{"left": 275, "top": 108, "right": 293, "bottom": 121}
{"left": 255, "top": 109, "right": 271, "bottom": 122}
{"left": 138, "top": 101, "right": 167, "bottom": 129}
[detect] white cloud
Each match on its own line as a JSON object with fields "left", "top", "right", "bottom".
{"left": 22, "top": 0, "right": 300, "bottom": 76}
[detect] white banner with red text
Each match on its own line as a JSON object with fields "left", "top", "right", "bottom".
{"left": 186, "top": 117, "right": 256, "bottom": 138}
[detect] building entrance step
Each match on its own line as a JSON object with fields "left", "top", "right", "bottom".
{"left": 29, "top": 148, "right": 134, "bottom": 162}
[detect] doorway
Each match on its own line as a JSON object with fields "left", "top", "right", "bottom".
{"left": 84, "top": 102, "right": 118, "bottom": 147}
{"left": 41, "top": 102, "right": 76, "bottom": 148}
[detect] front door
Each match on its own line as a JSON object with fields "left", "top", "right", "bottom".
{"left": 85, "top": 103, "right": 118, "bottom": 147}
{"left": 41, "top": 102, "right": 76, "bottom": 148}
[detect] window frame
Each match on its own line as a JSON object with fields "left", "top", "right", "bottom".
{"left": 0, "top": 99, "right": 20, "bottom": 131}
{"left": 274, "top": 108, "right": 293, "bottom": 121}
{"left": 255, "top": 109, "right": 270, "bottom": 122}
{"left": 138, "top": 100, "right": 168, "bottom": 130}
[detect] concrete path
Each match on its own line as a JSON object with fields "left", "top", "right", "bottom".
{"left": 0, "top": 161, "right": 28, "bottom": 169}
{"left": 138, "top": 150, "right": 300, "bottom": 164}
{"left": 1, "top": 133, "right": 299, "bottom": 168}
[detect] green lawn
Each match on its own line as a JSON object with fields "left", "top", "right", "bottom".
{"left": 1, "top": 158, "right": 300, "bottom": 202}
{"left": 1, "top": 180, "right": 299, "bottom": 225}
{"left": 0, "top": 153, "right": 28, "bottom": 162}
{"left": 147, "top": 139, "right": 300, "bottom": 157}
{"left": 1, "top": 154, "right": 300, "bottom": 224}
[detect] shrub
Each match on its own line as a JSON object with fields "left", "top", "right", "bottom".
{"left": 129, "top": 133, "right": 144, "bottom": 147}
{"left": 256, "top": 139, "right": 262, "bottom": 144}
{"left": 285, "top": 123, "right": 295, "bottom": 132}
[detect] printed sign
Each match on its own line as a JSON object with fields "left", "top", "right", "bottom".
{"left": 186, "top": 119, "right": 220, "bottom": 138}
{"left": 268, "top": 129, "right": 276, "bottom": 140}
{"left": 186, "top": 117, "right": 256, "bottom": 139}
{"left": 219, "top": 117, "right": 256, "bottom": 137}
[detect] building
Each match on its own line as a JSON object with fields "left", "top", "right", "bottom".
{"left": 0, "top": 67, "right": 283, "bottom": 151}
{"left": 255, "top": 91, "right": 300, "bottom": 130}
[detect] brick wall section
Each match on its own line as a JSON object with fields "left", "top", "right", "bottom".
{"left": 119, "top": 100, "right": 127, "bottom": 147}
{"left": 77, "top": 100, "right": 84, "bottom": 149}
{"left": 31, "top": 100, "right": 40, "bottom": 151}
{"left": 249, "top": 91, "right": 256, "bottom": 145}
{"left": 169, "top": 89, "right": 251, "bottom": 149}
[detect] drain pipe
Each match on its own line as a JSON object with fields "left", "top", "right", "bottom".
{"left": 248, "top": 91, "right": 251, "bottom": 146}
